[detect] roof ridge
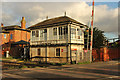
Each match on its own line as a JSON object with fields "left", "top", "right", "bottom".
{"left": 29, "top": 16, "right": 85, "bottom": 29}
{"left": 30, "top": 16, "right": 67, "bottom": 27}
{"left": 3, "top": 25, "right": 20, "bottom": 27}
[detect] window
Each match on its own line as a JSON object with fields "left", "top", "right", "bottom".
{"left": 59, "top": 27, "right": 62, "bottom": 35}
{"left": 36, "top": 30, "right": 39, "bottom": 37}
{"left": 38, "top": 49, "right": 41, "bottom": 55}
{"left": 78, "top": 29, "right": 82, "bottom": 36}
{"left": 64, "top": 26, "right": 68, "bottom": 35}
{"left": 56, "top": 48, "right": 60, "bottom": 56}
{"left": 71, "top": 28, "right": 76, "bottom": 39}
{"left": 59, "top": 26, "right": 68, "bottom": 39}
{"left": 10, "top": 34, "right": 12, "bottom": 39}
{"left": 32, "top": 31, "right": 35, "bottom": 37}
{"left": 53, "top": 28, "right": 57, "bottom": 35}
{"left": 4, "top": 34, "right": 6, "bottom": 39}
{"left": 59, "top": 26, "right": 68, "bottom": 35}
{"left": 44, "top": 29, "right": 47, "bottom": 33}
{"left": 77, "top": 29, "right": 82, "bottom": 39}
{"left": 40, "top": 30, "right": 43, "bottom": 37}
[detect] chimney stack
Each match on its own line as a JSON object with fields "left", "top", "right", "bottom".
{"left": 64, "top": 11, "right": 66, "bottom": 16}
{"left": 1, "top": 23, "right": 3, "bottom": 27}
{"left": 21, "top": 17, "right": 26, "bottom": 29}
{"left": 46, "top": 16, "right": 48, "bottom": 20}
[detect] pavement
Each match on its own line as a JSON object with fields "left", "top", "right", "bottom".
{"left": 1, "top": 60, "right": 120, "bottom": 80}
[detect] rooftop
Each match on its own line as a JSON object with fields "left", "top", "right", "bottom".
{"left": 29, "top": 16, "right": 87, "bottom": 29}
{"left": 2, "top": 25, "right": 30, "bottom": 32}
{"left": 2, "top": 25, "right": 21, "bottom": 30}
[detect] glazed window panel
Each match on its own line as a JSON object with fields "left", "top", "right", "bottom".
{"left": 4, "top": 34, "right": 6, "bottom": 39}
{"left": 10, "top": 34, "right": 13, "bottom": 39}
{"left": 64, "top": 26, "right": 68, "bottom": 35}
{"left": 44, "top": 29, "right": 47, "bottom": 33}
{"left": 77, "top": 29, "right": 82, "bottom": 39}
{"left": 40, "top": 30, "right": 43, "bottom": 37}
{"left": 59, "top": 27, "right": 62, "bottom": 35}
{"left": 38, "top": 49, "right": 41, "bottom": 55}
{"left": 32, "top": 31, "right": 35, "bottom": 37}
{"left": 36, "top": 30, "right": 39, "bottom": 37}
{"left": 71, "top": 28, "right": 76, "bottom": 39}
{"left": 78, "top": 29, "right": 82, "bottom": 36}
{"left": 59, "top": 26, "right": 68, "bottom": 35}
{"left": 53, "top": 28, "right": 57, "bottom": 35}
{"left": 59, "top": 26, "right": 68, "bottom": 39}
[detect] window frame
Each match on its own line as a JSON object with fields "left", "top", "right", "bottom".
{"left": 32, "top": 31, "right": 35, "bottom": 37}
{"left": 10, "top": 34, "right": 13, "bottom": 39}
{"left": 40, "top": 30, "right": 43, "bottom": 38}
{"left": 37, "top": 48, "right": 41, "bottom": 56}
{"left": 36, "top": 30, "right": 39, "bottom": 37}
{"left": 56, "top": 48, "right": 60, "bottom": 57}
{"left": 77, "top": 28, "right": 82, "bottom": 39}
{"left": 53, "top": 28, "right": 57, "bottom": 35}
{"left": 4, "top": 34, "right": 6, "bottom": 39}
{"left": 71, "top": 27, "right": 76, "bottom": 39}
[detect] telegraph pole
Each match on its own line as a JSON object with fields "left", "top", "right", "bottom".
{"left": 90, "top": 0, "right": 95, "bottom": 62}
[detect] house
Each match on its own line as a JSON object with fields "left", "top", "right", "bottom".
{"left": 28, "top": 16, "right": 89, "bottom": 63}
{"left": 0, "top": 17, "right": 30, "bottom": 58}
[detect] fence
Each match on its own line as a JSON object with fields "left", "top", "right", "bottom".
{"left": 92, "top": 47, "right": 120, "bottom": 61}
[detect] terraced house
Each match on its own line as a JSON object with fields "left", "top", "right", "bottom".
{"left": 29, "top": 16, "right": 89, "bottom": 63}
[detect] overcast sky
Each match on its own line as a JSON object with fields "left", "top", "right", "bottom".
{"left": 1, "top": 2, "right": 119, "bottom": 40}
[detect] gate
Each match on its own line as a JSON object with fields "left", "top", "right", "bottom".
{"left": 79, "top": 50, "right": 91, "bottom": 62}
{"left": 71, "top": 50, "right": 91, "bottom": 63}
{"left": 71, "top": 50, "right": 77, "bottom": 62}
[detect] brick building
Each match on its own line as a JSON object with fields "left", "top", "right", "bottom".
{"left": 0, "top": 17, "right": 30, "bottom": 58}
{"left": 28, "top": 16, "right": 90, "bottom": 63}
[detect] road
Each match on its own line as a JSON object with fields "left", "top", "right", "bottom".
{"left": 2, "top": 60, "right": 120, "bottom": 80}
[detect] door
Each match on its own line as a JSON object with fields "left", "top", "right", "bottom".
{"left": 71, "top": 50, "right": 77, "bottom": 62}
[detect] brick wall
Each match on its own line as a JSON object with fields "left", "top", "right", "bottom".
{"left": 92, "top": 47, "right": 120, "bottom": 61}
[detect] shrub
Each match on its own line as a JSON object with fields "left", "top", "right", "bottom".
{"left": 22, "top": 65, "right": 28, "bottom": 68}
{"left": 78, "top": 61, "right": 91, "bottom": 64}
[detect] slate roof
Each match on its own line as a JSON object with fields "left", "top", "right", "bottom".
{"left": 2, "top": 25, "right": 21, "bottom": 30}
{"left": 29, "top": 16, "right": 86, "bottom": 29}
{"left": 2, "top": 25, "right": 30, "bottom": 32}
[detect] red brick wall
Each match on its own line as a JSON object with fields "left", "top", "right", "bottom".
{"left": 8, "top": 30, "right": 30, "bottom": 42}
{"left": 2, "top": 33, "right": 9, "bottom": 45}
{"left": 92, "top": 49, "right": 100, "bottom": 61}
{"left": 92, "top": 47, "right": 120, "bottom": 61}
{"left": 108, "top": 48, "right": 119, "bottom": 60}
{"left": 1, "top": 29, "right": 30, "bottom": 57}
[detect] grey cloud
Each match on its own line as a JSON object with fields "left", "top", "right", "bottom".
{"left": 2, "top": 2, "right": 118, "bottom": 39}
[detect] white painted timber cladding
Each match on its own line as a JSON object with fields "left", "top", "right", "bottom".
{"left": 30, "top": 24, "right": 84, "bottom": 45}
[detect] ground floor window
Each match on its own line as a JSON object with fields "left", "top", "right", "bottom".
{"left": 38, "top": 49, "right": 41, "bottom": 55}
{"left": 56, "top": 48, "right": 60, "bottom": 56}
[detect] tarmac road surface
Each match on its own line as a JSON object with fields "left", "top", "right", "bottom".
{"left": 2, "top": 60, "right": 120, "bottom": 80}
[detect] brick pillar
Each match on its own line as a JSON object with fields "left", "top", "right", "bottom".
{"left": 103, "top": 47, "right": 109, "bottom": 61}
{"left": 100, "top": 48, "right": 103, "bottom": 61}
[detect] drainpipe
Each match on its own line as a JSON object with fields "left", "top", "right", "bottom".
{"left": 66, "top": 24, "right": 68, "bottom": 63}
{"left": 70, "top": 22, "right": 72, "bottom": 64}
